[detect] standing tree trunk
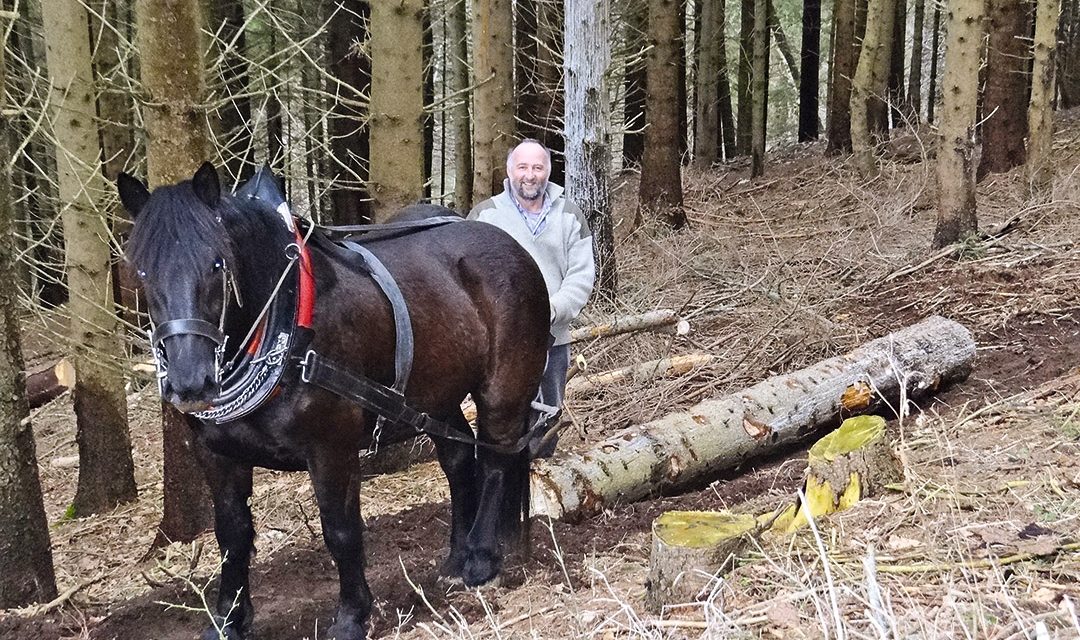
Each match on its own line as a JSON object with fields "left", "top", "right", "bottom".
{"left": 907, "top": 0, "right": 926, "bottom": 120}
{"left": 927, "top": 4, "right": 942, "bottom": 123}
{"left": 799, "top": 0, "right": 822, "bottom": 140}
{"left": 622, "top": 0, "right": 648, "bottom": 166}
{"left": 736, "top": 0, "right": 754, "bottom": 155}
{"left": 135, "top": 0, "right": 214, "bottom": 543}
{"left": 850, "top": 0, "right": 896, "bottom": 175}
{"left": 694, "top": 0, "right": 722, "bottom": 167}
{"left": 472, "top": 0, "right": 515, "bottom": 201}
{"left": 1059, "top": 0, "right": 1080, "bottom": 108}
{"left": 42, "top": 0, "right": 137, "bottom": 517}
{"left": 368, "top": 0, "right": 425, "bottom": 220}
{"left": 750, "top": 0, "right": 769, "bottom": 177}
{"left": 206, "top": 0, "right": 253, "bottom": 184}
{"left": 717, "top": 0, "right": 737, "bottom": 158}
{"left": 768, "top": 0, "right": 801, "bottom": 88}
{"left": 516, "top": 0, "right": 540, "bottom": 139}
{"left": 978, "top": 0, "right": 1032, "bottom": 179}
{"left": 825, "top": 0, "right": 862, "bottom": 152}
{"left": 534, "top": 1, "right": 566, "bottom": 186}
{"left": 92, "top": 0, "right": 135, "bottom": 182}
{"left": 933, "top": 0, "right": 985, "bottom": 248}
{"left": 326, "top": 0, "right": 373, "bottom": 225}
{"left": 887, "top": 0, "right": 907, "bottom": 126}
{"left": 639, "top": 0, "right": 686, "bottom": 228}
{"left": 868, "top": 0, "right": 896, "bottom": 135}
{"left": 565, "top": 0, "right": 616, "bottom": 300}
{"left": 1026, "top": 0, "right": 1061, "bottom": 191}
{"left": 448, "top": 0, "right": 473, "bottom": 210}
{"left": 0, "top": 16, "right": 57, "bottom": 607}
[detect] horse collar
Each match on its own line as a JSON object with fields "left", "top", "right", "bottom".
{"left": 192, "top": 228, "right": 315, "bottom": 423}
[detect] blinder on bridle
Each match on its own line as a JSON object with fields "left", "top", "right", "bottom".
{"left": 147, "top": 261, "right": 239, "bottom": 395}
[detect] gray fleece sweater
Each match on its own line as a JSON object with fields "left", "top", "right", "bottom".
{"left": 468, "top": 181, "right": 595, "bottom": 346}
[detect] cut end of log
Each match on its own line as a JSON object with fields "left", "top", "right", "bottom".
{"left": 54, "top": 359, "right": 76, "bottom": 388}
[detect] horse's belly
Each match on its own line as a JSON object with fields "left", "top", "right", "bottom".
{"left": 195, "top": 421, "right": 308, "bottom": 471}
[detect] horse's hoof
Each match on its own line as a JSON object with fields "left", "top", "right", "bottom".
{"left": 461, "top": 548, "right": 502, "bottom": 587}
{"left": 325, "top": 617, "right": 366, "bottom": 640}
{"left": 438, "top": 550, "right": 467, "bottom": 580}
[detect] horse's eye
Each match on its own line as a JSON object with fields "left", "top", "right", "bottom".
{"left": 213, "top": 259, "right": 224, "bottom": 272}
{"left": 136, "top": 269, "right": 147, "bottom": 279}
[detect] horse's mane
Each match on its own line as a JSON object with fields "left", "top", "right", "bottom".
{"left": 126, "top": 180, "right": 291, "bottom": 286}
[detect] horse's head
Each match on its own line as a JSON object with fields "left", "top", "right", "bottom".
{"left": 119, "top": 162, "right": 239, "bottom": 412}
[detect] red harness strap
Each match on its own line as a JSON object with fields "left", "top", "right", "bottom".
{"left": 295, "top": 228, "right": 315, "bottom": 329}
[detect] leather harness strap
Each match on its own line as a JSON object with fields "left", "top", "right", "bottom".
{"left": 299, "top": 350, "right": 533, "bottom": 456}
{"left": 339, "top": 241, "right": 413, "bottom": 394}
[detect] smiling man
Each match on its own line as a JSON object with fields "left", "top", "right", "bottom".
{"left": 468, "top": 139, "right": 595, "bottom": 458}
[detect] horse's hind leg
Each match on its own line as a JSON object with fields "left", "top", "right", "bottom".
{"left": 308, "top": 445, "right": 371, "bottom": 640}
{"left": 200, "top": 452, "right": 256, "bottom": 640}
{"left": 432, "top": 408, "right": 478, "bottom": 580}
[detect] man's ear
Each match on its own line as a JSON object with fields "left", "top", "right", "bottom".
{"left": 192, "top": 161, "right": 221, "bottom": 210}
{"left": 117, "top": 173, "right": 150, "bottom": 218}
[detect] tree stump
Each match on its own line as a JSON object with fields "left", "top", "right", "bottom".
{"left": 645, "top": 510, "right": 760, "bottom": 612}
{"left": 773, "top": 414, "right": 901, "bottom": 531}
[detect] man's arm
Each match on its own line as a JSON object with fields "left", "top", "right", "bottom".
{"left": 549, "top": 204, "right": 595, "bottom": 326}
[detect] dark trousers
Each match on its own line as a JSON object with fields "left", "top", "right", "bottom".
{"left": 530, "top": 343, "right": 570, "bottom": 458}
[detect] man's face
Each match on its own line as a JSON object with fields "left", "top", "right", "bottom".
{"left": 508, "top": 144, "right": 550, "bottom": 202}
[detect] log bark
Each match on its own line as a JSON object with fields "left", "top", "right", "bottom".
{"left": 570, "top": 309, "right": 689, "bottom": 342}
{"left": 529, "top": 315, "right": 974, "bottom": 520}
{"left": 567, "top": 354, "right": 713, "bottom": 394}
{"left": 26, "top": 359, "right": 75, "bottom": 409}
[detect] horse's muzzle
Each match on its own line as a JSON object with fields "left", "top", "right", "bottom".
{"left": 162, "top": 373, "right": 220, "bottom": 414}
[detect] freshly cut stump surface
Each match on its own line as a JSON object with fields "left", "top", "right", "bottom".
{"left": 645, "top": 510, "right": 760, "bottom": 611}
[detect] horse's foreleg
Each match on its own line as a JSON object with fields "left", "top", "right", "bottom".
{"left": 432, "top": 409, "right": 478, "bottom": 580}
{"left": 201, "top": 454, "right": 256, "bottom": 640}
{"left": 308, "top": 447, "right": 371, "bottom": 640}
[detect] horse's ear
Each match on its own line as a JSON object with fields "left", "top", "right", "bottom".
{"left": 117, "top": 173, "right": 150, "bottom": 218}
{"left": 192, "top": 161, "right": 221, "bottom": 209}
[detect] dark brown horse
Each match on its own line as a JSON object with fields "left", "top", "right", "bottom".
{"left": 118, "top": 162, "right": 549, "bottom": 640}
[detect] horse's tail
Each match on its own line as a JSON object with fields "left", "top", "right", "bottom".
{"left": 517, "top": 443, "right": 532, "bottom": 556}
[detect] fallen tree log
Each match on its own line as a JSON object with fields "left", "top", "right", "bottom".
{"left": 27, "top": 359, "right": 75, "bottom": 409}
{"left": 566, "top": 353, "right": 714, "bottom": 394}
{"left": 530, "top": 315, "right": 974, "bottom": 520}
{"left": 570, "top": 309, "right": 690, "bottom": 343}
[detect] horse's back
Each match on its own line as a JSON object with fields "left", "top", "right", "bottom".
{"left": 355, "top": 208, "right": 550, "bottom": 411}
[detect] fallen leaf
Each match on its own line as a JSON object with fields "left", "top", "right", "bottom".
{"left": 765, "top": 600, "right": 801, "bottom": 628}
{"left": 886, "top": 535, "right": 923, "bottom": 551}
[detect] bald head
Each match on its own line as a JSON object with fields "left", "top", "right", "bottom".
{"left": 506, "top": 140, "right": 551, "bottom": 206}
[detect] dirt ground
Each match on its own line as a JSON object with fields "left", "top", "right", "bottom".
{"left": 4, "top": 111, "right": 1080, "bottom": 639}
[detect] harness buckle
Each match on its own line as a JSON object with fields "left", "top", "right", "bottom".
{"left": 300, "top": 349, "right": 317, "bottom": 383}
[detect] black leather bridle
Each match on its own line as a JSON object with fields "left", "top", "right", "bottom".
{"left": 147, "top": 265, "right": 233, "bottom": 395}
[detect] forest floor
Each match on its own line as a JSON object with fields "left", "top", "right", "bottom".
{"left": 4, "top": 110, "right": 1080, "bottom": 639}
